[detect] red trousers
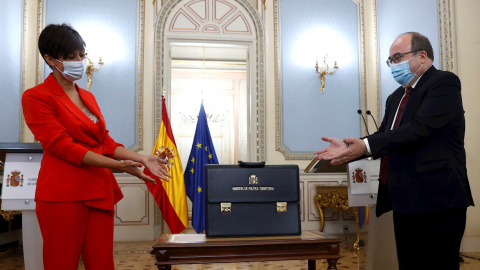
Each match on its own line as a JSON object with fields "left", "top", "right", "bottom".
{"left": 36, "top": 201, "right": 115, "bottom": 270}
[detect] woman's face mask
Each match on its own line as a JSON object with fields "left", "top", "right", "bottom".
{"left": 55, "top": 58, "right": 87, "bottom": 81}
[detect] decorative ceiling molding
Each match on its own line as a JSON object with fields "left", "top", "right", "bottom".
{"left": 214, "top": 0, "right": 237, "bottom": 23}
{"left": 170, "top": 8, "right": 200, "bottom": 31}
{"left": 203, "top": 24, "right": 220, "bottom": 33}
{"left": 167, "top": 0, "right": 252, "bottom": 36}
{"left": 223, "top": 12, "right": 251, "bottom": 34}
{"left": 185, "top": 0, "right": 208, "bottom": 22}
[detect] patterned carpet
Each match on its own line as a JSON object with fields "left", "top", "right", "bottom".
{"left": 1, "top": 233, "right": 479, "bottom": 269}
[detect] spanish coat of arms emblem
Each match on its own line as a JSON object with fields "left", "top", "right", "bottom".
{"left": 352, "top": 168, "right": 367, "bottom": 183}
{"left": 6, "top": 170, "right": 24, "bottom": 187}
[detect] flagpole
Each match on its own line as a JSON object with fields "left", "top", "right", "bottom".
{"left": 201, "top": 45, "right": 205, "bottom": 99}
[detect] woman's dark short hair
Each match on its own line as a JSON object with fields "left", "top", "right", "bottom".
{"left": 38, "top": 24, "right": 86, "bottom": 66}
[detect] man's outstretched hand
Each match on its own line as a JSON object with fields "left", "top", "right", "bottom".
{"left": 314, "top": 137, "right": 366, "bottom": 165}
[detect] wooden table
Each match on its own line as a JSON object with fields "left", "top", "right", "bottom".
{"left": 152, "top": 231, "right": 341, "bottom": 270}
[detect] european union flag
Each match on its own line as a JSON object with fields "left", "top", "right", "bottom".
{"left": 184, "top": 101, "right": 219, "bottom": 233}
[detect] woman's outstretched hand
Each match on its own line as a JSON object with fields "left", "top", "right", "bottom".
{"left": 116, "top": 156, "right": 171, "bottom": 184}
{"left": 141, "top": 155, "right": 172, "bottom": 183}
{"left": 115, "top": 160, "right": 158, "bottom": 184}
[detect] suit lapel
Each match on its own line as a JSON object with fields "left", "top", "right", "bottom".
{"left": 387, "top": 66, "right": 438, "bottom": 128}
{"left": 77, "top": 87, "right": 105, "bottom": 128}
{"left": 45, "top": 74, "right": 104, "bottom": 140}
{"left": 413, "top": 65, "right": 436, "bottom": 90}
{"left": 386, "top": 87, "right": 405, "bottom": 130}
{"left": 398, "top": 66, "right": 437, "bottom": 125}
{"left": 45, "top": 75, "right": 84, "bottom": 123}
{"left": 76, "top": 87, "right": 105, "bottom": 142}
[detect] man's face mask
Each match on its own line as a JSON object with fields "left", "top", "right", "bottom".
{"left": 390, "top": 53, "right": 425, "bottom": 86}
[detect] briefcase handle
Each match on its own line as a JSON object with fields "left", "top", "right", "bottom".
{"left": 238, "top": 161, "right": 266, "bottom": 168}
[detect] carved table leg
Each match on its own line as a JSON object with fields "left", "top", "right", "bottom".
{"left": 327, "top": 258, "right": 338, "bottom": 270}
{"left": 319, "top": 206, "right": 325, "bottom": 232}
{"left": 155, "top": 249, "right": 171, "bottom": 270}
{"left": 308, "top": 259, "right": 316, "bottom": 270}
{"left": 353, "top": 207, "right": 360, "bottom": 251}
{"left": 314, "top": 193, "right": 326, "bottom": 232}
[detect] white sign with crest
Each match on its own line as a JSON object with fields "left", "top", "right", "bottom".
{"left": 347, "top": 158, "right": 380, "bottom": 206}
{"left": 1, "top": 153, "right": 42, "bottom": 209}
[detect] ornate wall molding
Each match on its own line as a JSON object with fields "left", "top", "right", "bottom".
{"left": 274, "top": 0, "right": 367, "bottom": 160}
{"left": 373, "top": 0, "right": 381, "bottom": 123}
{"left": 0, "top": 0, "right": 27, "bottom": 142}
{"left": 35, "top": 0, "right": 145, "bottom": 151}
{"left": 438, "top": 0, "right": 457, "bottom": 73}
{"left": 115, "top": 183, "right": 149, "bottom": 225}
{"left": 20, "top": 0, "right": 27, "bottom": 142}
{"left": 36, "top": 0, "right": 45, "bottom": 87}
{"left": 136, "top": 0, "right": 146, "bottom": 151}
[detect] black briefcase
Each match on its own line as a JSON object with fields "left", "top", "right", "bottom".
{"left": 205, "top": 161, "right": 301, "bottom": 238}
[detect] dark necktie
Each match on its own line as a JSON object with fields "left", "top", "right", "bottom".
{"left": 379, "top": 87, "right": 413, "bottom": 184}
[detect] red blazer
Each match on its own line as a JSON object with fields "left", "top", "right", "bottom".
{"left": 22, "top": 74, "right": 123, "bottom": 210}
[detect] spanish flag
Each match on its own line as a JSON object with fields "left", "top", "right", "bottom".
{"left": 144, "top": 96, "right": 188, "bottom": 233}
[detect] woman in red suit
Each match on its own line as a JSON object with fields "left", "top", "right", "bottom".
{"left": 22, "top": 24, "right": 170, "bottom": 270}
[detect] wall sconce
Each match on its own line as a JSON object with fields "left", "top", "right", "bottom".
{"left": 315, "top": 54, "right": 338, "bottom": 94}
{"left": 86, "top": 57, "right": 104, "bottom": 91}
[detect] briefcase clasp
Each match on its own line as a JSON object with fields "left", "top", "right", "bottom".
{"left": 221, "top": 203, "right": 232, "bottom": 213}
{"left": 277, "top": 202, "right": 287, "bottom": 212}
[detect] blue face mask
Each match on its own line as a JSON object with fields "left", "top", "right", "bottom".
{"left": 390, "top": 54, "right": 421, "bottom": 86}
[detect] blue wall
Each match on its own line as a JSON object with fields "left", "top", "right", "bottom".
{"left": 280, "top": 0, "right": 362, "bottom": 153}
{"left": 0, "top": 0, "right": 23, "bottom": 142}
{"left": 44, "top": 0, "right": 140, "bottom": 149}
{"left": 378, "top": 0, "right": 440, "bottom": 116}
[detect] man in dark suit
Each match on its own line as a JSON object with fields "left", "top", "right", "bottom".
{"left": 315, "top": 32, "right": 474, "bottom": 270}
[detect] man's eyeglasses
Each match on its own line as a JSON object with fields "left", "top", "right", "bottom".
{"left": 386, "top": 49, "right": 422, "bottom": 67}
